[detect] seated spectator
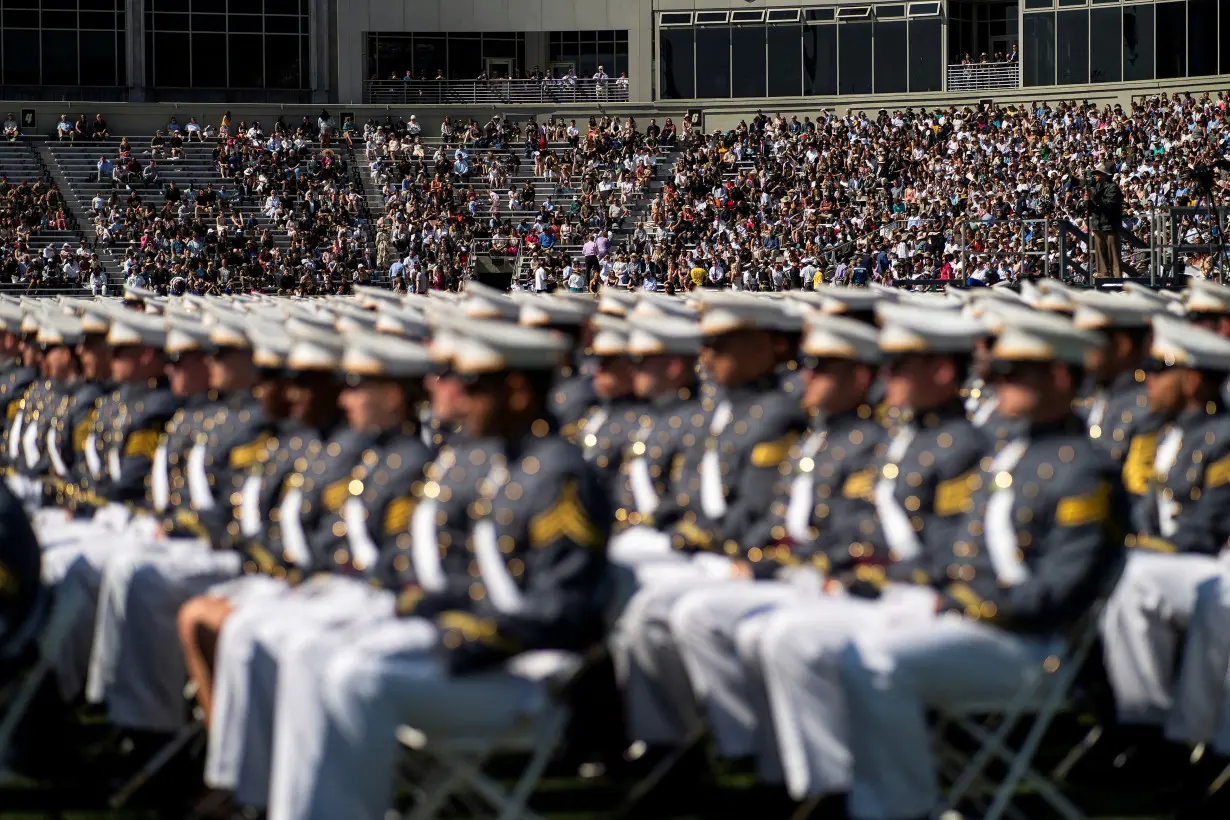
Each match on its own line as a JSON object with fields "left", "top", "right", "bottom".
{"left": 2, "top": 113, "right": 18, "bottom": 142}
{"left": 142, "top": 160, "right": 160, "bottom": 188}
{"left": 150, "top": 131, "right": 165, "bottom": 158}
{"left": 73, "top": 113, "right": 87, "bottom": 140}
{"left": 96, "top": 155, "right": 113, "bottom": 184}
{"left": 56, "top": 114, "right": 73, "bottom": 141}
{"left": 166, "top": 116, "right": 181, "bottom": 135}
{"left": 91, "top": 113, "right": 109, "bottom": 140}
{"left": 184, "top": 116, "right": 203, "bottom": 141}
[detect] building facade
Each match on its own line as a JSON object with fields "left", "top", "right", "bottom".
{"left": 0, "top": 0, "right": 1223, "bottom": 104}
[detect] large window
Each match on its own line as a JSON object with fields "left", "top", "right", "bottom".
{"left": 146, "top": 0, "right": 309, "bottom": 93}
{"left": 0, "top": 0, "right": 125, "bottom": 90}
{"left": 548, "top": 30, "right": 627, "bottom": 78}
{"left": 368, "top": 31, "right": 530, "bottom": 80}
{"left": 1024, "top": 0, "right": 1229, "bottom": 88}
{"left": 658, "top": 7, "right": 943, "bottom": 99}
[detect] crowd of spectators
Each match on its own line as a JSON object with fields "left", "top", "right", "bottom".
{"left": 81, "top": 112, "right": 375, "bottom": 297}
{"left": 0, "top": 176, "right": 101, "bottom": 294}
{"left": 509, "top": 91, "right": 1230, "bottom": 294}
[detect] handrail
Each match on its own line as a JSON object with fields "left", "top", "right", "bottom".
{"left": 364, "top": 78, "right": 631, "bottom": 106}
{"left": 946, "top": 62, "right": 1020, "bottom": 92}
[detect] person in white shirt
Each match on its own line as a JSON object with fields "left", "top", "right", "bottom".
{"left": 124, "top": 270, "right": 146, "bottom": 290}
{"left": 2, "top": 113, "right": 17, "bottom": 142}
{"left": 534, "top": 262, "right": 549, "bottom": 292}
{"left": 89, "top": 268, "right": 107, "bottom": 296}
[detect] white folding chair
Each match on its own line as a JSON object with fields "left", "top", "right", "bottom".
{"left": 397, "top": 564, "right": 638, "bottom": 820}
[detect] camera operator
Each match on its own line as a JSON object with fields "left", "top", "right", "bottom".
{"left": 1082, "top": 160, "right": 1124, "bottom": 279}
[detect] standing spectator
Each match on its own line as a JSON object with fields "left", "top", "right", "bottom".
{"left": 1086, "top": 160, "right": 1124, "bottom": 278}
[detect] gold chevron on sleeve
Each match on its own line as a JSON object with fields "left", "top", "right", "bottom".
{"left": 529, "top": 479, "right": 601, "bottom": 548}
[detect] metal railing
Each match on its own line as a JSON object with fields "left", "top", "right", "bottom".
{"left": 364, "top": 78, "right": 631, "bottom": 106}
{"left": 946, "top": 62, "right": 1020, "bottom": 91}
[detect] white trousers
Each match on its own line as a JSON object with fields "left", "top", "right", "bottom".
{"left": 202, "top": 574, "right": 292, "bottom": 789}
{"left": 841, "top": 615, "right": 1060, "bottom": 820}
{"left": 229, "top": 577, "right": 395, "bottom": 807}
{"left": 609, "top": 550, "right": 736, "bottom": 746}
{"left": 265, "top": 618, "right": 568, "bottom": 820}
{"left": 1168, "top": 569, "right": 1230, "bottom": 751}
{"left": 671, "top": 576, "right": 821, "bottom": 769}
{"left": 86, "top": 541, "right": 241, "bottom": 731}
{"left": 758, "top": 586, "right": 939, "bottom": 800}
{"left": 1100, "top": 550, "right": 1224, "bottom": 724}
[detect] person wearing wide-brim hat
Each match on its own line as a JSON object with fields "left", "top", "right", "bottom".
{"left": 1085, "top": 157, "right": 1125, "bottom": 279}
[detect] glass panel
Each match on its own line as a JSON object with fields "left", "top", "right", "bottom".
{"left": 80, "top": 29, "right": 118, "bottom": 85}
{"left": 3, "top": 9, "right": 36, "bottom": 27}
{"left": 658, "top": 27, "right": 694, "bottom": 98}
{"left": 265, "top": 15, "right": 300, "bottom": 33}
{"left": 805, "top": 8, "right": 835, "bottom": 21}
{"left": 1155, "top": 2, "right": 1185, "bottom": 77}
{"left": 3, "top": 29, "right": 36, "bottom": 84}
{"left": 908, "top": 17, "right": 942, "bottom": 91}
{"left": 154, "top": 12, "right": 190, "bottom": 29}
{"left": 659, "top": 12, "right": 691, "bottom": 25}
{"left": 1222, "top": 0, "right": 1230, "bottom": 74}
{"left": 873, "top": 19, "right": 907, "bottom": 92}
{"left": 878, "top": 4, "right": 907, "bottom": 15}
{"left": 767, "top": 24, "right": 802, "bottom": 96}
{"left": 41, "top": 30, "right": 77, "bottom": 84}
{"left": 192, "top": 32, "right": 226, "bottom": 86}
{"left": 264, "top": 0, "right": 299, "bottom": 13}
{"left": 193, "top": 13, "right": 227, "bottom": 31}
{"left": 838, "top": 21, "right": 873, "bottom": 94}
{"left": 413, "top": 34, "right": 445, "bottom": 78}
{"left": 227, "top": 14, "right": 263, "bottom": 32}
{"left": 81, "top": 0, "right": 121, "bottom": 10}
{"left": 695, "top": 26, "right": 730, "bottom": 97}
{"left": 1056, "top": 8, "right": 1088, "bottom": 84}
{"left": 227, "top": 32, "right": 263, "bottom": 86}
{"left": 731, "top": 25, "right": 766, "bottom": 97}
{"left": 42, "top": 9, "right": 77, "bottom": 27}
{"left": 42, "top": 0, "right": 76, "bottom": 9}
{"left": 802, "top": 23, "right": 837, "bottom": 94}
{"left": 767, "top": 9, "right": 800, "bottom": 21}
{"left": 152, "top": 31, "right": 190, "bottom": 85}
{"left": 1089, "top": 5, "right": 1121, "bottom": 81}
{"left": 1023, "top": 11, "right": 1056, "bottom": 85}
{"left": 80, "top": 11, "right": 117, "bottom": 29}
{"left": 265, "top": 34, "right": 300, "bottom": 87}
{"left": 156, "top": 0, "right": 191, "bottom": 11}
{"left": 1123, "top": 3, "right": 1153, "bottom": 79}
{"left": 1189, "top": 0, "right": 1218, "bottom": 76}
{"left": 447, "top": 36, "right": 481, "bottom": 79}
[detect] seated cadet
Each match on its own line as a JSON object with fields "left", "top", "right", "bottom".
{"left": 610, "top": 294, "right": 807, "bottom": 751}
{"left": 664, "top": 314, "right": 888, "bottom": 779}
{"left": 37, "top": 304, "right": 110, "bottom": 518}
{"left": 577, "top": 314, "right": 641, "bottom": 494}
{"left": 839, "top": 309, "right": 1123, "bottom": 820}
{"left": 0, "top": 303, "right": 38, "bottom": 435}
{"left": 259, "top": 320, "right": 612, "bottom": 820}
{"left": 198, "top": 334, "right": 437, "bottom": 813}
{"left": 42, "top": 308, "right": 181, "bottom": 705}
{"left": 1096, "top": 317, "right": 1230, "bottom": 765}
{"left": 10, "top": 315, "right": 85, "bottom": 506}
{"left": 1071, "top": 290, "right": 1167, "bottom": 495}
{"left": 178, "top": 319, "right": 347, "bottom": 726}
{"left": 2, "top": 309, "right": 51, "bottom": 503}
{"left": 611, "top": 307, "right": 702, "bottom": 535}
{"left": 84, "top": 315, "right": 275, "bottom": 736}
{"left": 751, "top": 302, "right": 994, "bottom": 804}
{"left": 518, "top": 294, "right": 599, "bottom": 432}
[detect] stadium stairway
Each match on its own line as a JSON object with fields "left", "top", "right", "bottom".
{"left": 0, "top": 141, "right": 93, "bottom": 263}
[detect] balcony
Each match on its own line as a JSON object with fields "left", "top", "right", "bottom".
{"left": 363, "top": 77, "right": 630, "bottom": 106}
{"left": 946, "top": 61, "right": 1021, "bottom": 92}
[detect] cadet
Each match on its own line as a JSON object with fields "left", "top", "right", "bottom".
{"left": 178, "top": 317, "right": 347, "bottom": 727}
{"left": 611, "top": 307, "right": 703, "bottom": 548}
{"left": 86, "top": 315, "right": 275, "bottom": 735}
{"left": 0, "top": 303, "right": 38, "bottom": 430}
{"left": 610, "top": 295, "right": 808, "bottom": 751}
{"left": 519, "top": 294, "right": 599, "bottom": 431}
{"left": 1099, "top": 316, "right": 1230, "bottom": 754}
{"left": 2, "top": 309, "right": 51, "bottom": 492}
{"left": 1071, "top": 290, "right": 1167, "bottom": 495}
{"left": 204, "top": 333, "right": 439, "bottom": 812}
{"left": 262, "top": 320, "right": 612, "bottom": 820}
{"left": 838, "top": 309, "right": 1122, "bottom": 820}
{"left": 751, "top": 302, "right": 994, "bottom": 803}
{"left": 666, "top": 313, "right": 889, "bottom": 776}
{"left": 576, "top": 314, "right": 641, "bottom": 494}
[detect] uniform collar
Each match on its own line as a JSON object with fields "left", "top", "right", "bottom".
{"left": 824, "top": 403, "right": 877, "bottom": 432}
{"left": 1109, "top": 367, "right": 1147, "bottom": 393}
{"left": 718, "top": 371, "right": 779, "bottom": 402}
{"left": 902, "top": 398, "right": 967, "bottom": 428}
{"left": 650, "top": 383, "right": 697, "bottom": 409}
{"left": 1178, "top": 398, "right": 1224, "bottom": 425}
